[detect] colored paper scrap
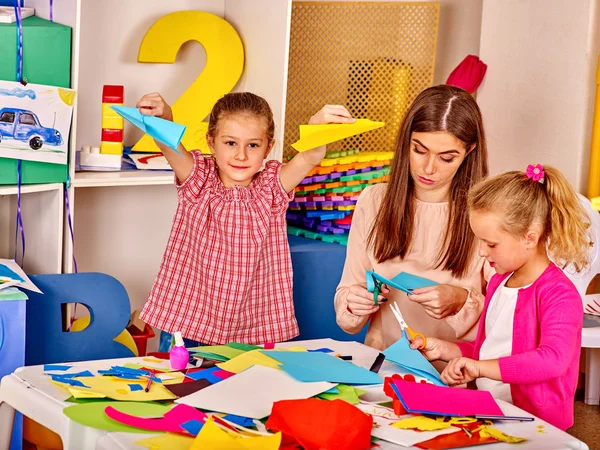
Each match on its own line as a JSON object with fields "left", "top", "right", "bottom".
{"left": 191, "top": 418, "right": 281, "bottom": 450}
{"left": 44, "top": 364, "right": 72, "bottom": 371}
{"left": 355, "top": 402, "right": 460, "bottom": 447}
{"left": 317, "top": 384, "right": 365, "bottom": 404}
{"left": 166, "top": 378, "right": 212, "bottom": 397}
{"left": 415, "top": 421, "right": 497, "bottom": 449}
{"left": 128, "top": 384, "right": 143, "bottom": 392}
{"left": 136, "top": 433, "right": 195, "bottom": 450}
{"left": 307, "top": 347, "right": 334, "bottom": 353}
{"left": 188, "top": 345, "right": 246, "bottom": 360}
{"left": 105, "top": 403, "right": 206, "bottom": 434}
{"left": 68, "top": 388, "right": 106, "bottom": 399}
{"left": 50, "top": 375, "right": 90, "bottom": 388}
{"left": 227, "top": 342, "right": 261, "bottom": 352}
{"left": 263, "top": 351, "right": 382, "bottom": 385}
{"left": 478, "top": 425, "right": 526, "bottom": 443}
{"left": 291, "top": 119, "right": 385, "bottom": 152}
{"left": 157, "top": 371, "right": 186, "bottom": 385}
{"left": 383, "top": 337, "right": 445, "bottom": 386}
{"left": 143, "top": 357, "right": 164, "bottom": 363}
{"left": 216, "top": 349, "right": 283, "bottom": 373}
{"left": 185, "top": 367, "right": 234, "bottom": 383}
{"left": 63, "top": 401, "right": 172, "bottom": 434}
{"left": 123, "top": 362, "right": 178, "bottom": 373}
{"left": 181, "top": 419, "right": 204, "bottom": 436}
{"left": 64, "top": 375, "right": 176, "bottom": 401}
{"left": 176, "top": 365, "right": 335, "bottom": 419}
{"left": 392, "top": 379, "right": 504, "bottom": 417}
{"left": 391, "top": 416, "right": 452, "bottom": 431}
{"left": 221, "top": 414, "right": 256, "bottom": 428}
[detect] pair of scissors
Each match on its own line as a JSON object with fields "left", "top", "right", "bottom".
{"left": 390, "top": 301, "right": 427, "bottom": 349}
{"left": 371, "top": 273, "right": 382, "bottom": 306}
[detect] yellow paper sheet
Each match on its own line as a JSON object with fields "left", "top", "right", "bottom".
{"left": 136, "top": 433, "right": 195, "bottom": 450}
{"left": 68, "top": 387, "right": 106, "bottom": 399}
{"left": 216, "top": 347, "right": 306, "bottom": 374}
{"left": 392, "top": 416, "right": 452, "bottom": 431}
{"left": 291, "top": 119, "right": 385, "bottom": 152}
{"left": 59, "top": 376, "right": 176, "bottom": 401}
{"left": 191, "top": 419, "right": 281, "bottom": 450}
{"left": 143, "top": 357, "right": 165, "bottom": 363}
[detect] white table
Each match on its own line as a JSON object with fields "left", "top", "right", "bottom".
{"left": 0, "top": 339, "right": 590, "bottom": 450}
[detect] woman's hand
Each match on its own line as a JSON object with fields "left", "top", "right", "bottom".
{"left": 346, "top": 283, "right": 389, "bottom": 316}
{"left": 441, "top": 357, "right": 481, "bottom": 385}
{"left": 410, "top": 336, "right": 462, "bottom": 362}
{"left": 136, "top": 92, "right": 173, "bottom": 121}
{"left": 408, "top": 285, "right": 468, "bottom": 319}
{"left": 308, "top": 104, "right": 355, "bottom": 125}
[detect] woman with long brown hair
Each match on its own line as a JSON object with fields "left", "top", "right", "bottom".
{"left": 334, "top": 85, "right": 493, "bottom": 350}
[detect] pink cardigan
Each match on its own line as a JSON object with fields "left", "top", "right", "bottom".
{"left": 456, "top": 263, "right": 582, "bottom": 430}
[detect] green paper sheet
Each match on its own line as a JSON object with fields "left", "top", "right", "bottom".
{"left": 317, "top": 384, "right": 366, "bottom": 405}
{"left": 188, "top": 345, "right": 246, "bottom": 360}
{"left": 63, "top": 401, "right": 172, "bottom": 433}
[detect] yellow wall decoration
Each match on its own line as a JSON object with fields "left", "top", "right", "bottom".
{"left": 133, "top": 11, "right": 244, "bottom": 154}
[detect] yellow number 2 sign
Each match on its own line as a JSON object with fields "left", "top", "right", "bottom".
{"left": 133, "top": 11, "right": 244, "bottom": 153}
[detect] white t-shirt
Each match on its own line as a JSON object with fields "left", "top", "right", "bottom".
{"left": 476, "top": 276, "right": 530, "bottom": 403}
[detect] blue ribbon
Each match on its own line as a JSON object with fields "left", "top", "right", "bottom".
{"left": 13, "top": 0, "right": 23, "bottom": 84}
{"left": 65, "top": 173, "right": 78, "bottom": 273}
{"left": 13, "top": 160, "right": 25, "bottom": 266}
{"left": 49, "top": 0, "right": 53, "bottom": 22}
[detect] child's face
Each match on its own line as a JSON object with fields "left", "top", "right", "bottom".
{"left": 469, "top": 210, "right": 530, "bottom": 274}
{"left": 207, "top": 114, "right": 273, "bottom": 188}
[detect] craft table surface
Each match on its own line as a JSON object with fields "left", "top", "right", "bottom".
{"left": 0, "top": 339, "right": 589, "bottom": 450}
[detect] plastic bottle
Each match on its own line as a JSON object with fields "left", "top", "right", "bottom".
{"left": 169, "top": 331, "right": 189, "bottom": 370}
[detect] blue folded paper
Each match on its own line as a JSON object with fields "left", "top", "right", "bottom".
{"left": 366, "top": 270, "right": 437, "bottom": 295}
{"left": 382, "top": 334, "right": 446, "bottom": 386}
{"left": 111, "top": 106, "right": 185, "bottom": 154}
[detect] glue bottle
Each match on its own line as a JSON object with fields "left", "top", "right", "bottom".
{"left": 170, "top": 331, "right": 189, "bottom": 370}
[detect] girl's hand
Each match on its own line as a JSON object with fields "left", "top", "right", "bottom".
{"left": 136, "top": 93, "right": 173, "bottom": 121}
{"left": 441, "top": 357, "right": 481, "bottom": 385}
{"left": 346, "top": 283, "right": 389, "bottom": 316}
{"left": 308, "top": 105, "right": 355, "bottom": 125}
{"left": 408, "top": 285, "right": 468, "bottom": 319}
{"left": 410, "top": 336, "right": 446, "bottom": 361}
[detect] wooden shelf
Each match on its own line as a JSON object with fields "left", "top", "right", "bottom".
{"left": 73, "top": 170, "right": 174, "bottom": 188}
{"left": 0, "top": 183, "right": 63, "bottom": 196}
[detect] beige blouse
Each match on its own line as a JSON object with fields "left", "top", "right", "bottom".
{"left": 334, "top": 184, "right": 493, "bottom": 351}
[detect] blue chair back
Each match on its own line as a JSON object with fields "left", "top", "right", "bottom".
{"left": 25, "top": 272, "right": 135, "bottom": 365}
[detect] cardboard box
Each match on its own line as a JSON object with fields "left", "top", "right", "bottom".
{"left": 0, "top": 16, "right": 71, "bottom": 184}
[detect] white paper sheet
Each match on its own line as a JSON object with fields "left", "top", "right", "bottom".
{"left": 175, "top": 365, "right": 335, "bottom": 419}
{"left": 0, "top": 259, "right": 42, "bottom": 293}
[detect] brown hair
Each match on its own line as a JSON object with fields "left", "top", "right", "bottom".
{"left": 368, "top": 85, "right": 488, "bottom": 278}
{"left": 468, "top": 166, "right": 591, "bottom": 272}
{"left": 207, "top": 92, "right": 275, "bottom": 142}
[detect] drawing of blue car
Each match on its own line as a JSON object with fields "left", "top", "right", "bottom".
{"left": 0, "top": 107, "right": 62, "bottom": 150}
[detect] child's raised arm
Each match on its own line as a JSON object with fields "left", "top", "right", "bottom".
{"left": 136, "top": 93, "right": 195, "bottom": 183}
{"left": 280, "top": 105, "right": 355, "bottom": 193}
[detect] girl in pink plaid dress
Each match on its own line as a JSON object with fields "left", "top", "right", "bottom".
{"left": 136, "top": 92, "right": 355, "bottom": 348}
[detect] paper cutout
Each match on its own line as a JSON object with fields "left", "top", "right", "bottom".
{"left": 355, "top": 402, "right": 460, "bottom": 447}
{"left": 227, "top": 342, "right": 261, "bottom": 352}
{"left": 415, "top": 422, "right": 497, "bottom": 449}
{"left": 391, "top": 416, "right": 452, "bottom": 431}
{"left": 105, "top": 403, "right": 207, "bottom": 434}
{"left": 176, "top": 365, "right": 335, "bottom": 419}
{"left": 308, "top": 347, "right": 334, "bottom": 353}
{"left": 181, "top": 419, "right": 204, "bottom": 436}
{"left": 112, "top": 106, "right": 185, "bottom": 153}
{"left": 44, "top": 364, "right": 72, "bottom": 371}
{"left": 392, "top": 379, "right": 504, "bottom": 417}
{"left": 189, "top": 345, "right": 246, "bottom": 360}
{"left": 124, "top": 362, "right": 178, "bottom": 373}
{"left": 135, "top": 433, "right": 195, "bottom": 450}
{"left": 143, "top": 357, "right": 165, "bottom": 363}
{"left": 221, "top": 414, "right": 255, "bottom": 428}
{"left": 189, "top": 352, "right": 228, "bottom": 362}
{"left": 68, "top": 388, "right": 105, "bottom": 399}
{"left": 477, "top": 425, "right": 526, "bottom": 443}
{"left": 191, "top": 418, "right": 281, "bottom": 449}
{"left": 317, "top": 384, "right": 364, "bottom": 404}
{"left": 128, "top": 384, "right": 143, "bottom": 392}
{"left": 59, "top": 375, "right": 176, "bottom": 401}
{"left": 366, "top": 270, "right": 438, "bottom": 295}
{"left": 291, "top": 119, "right": 385, "bottom": 152}
{"left": 217, "top": 349, "right": 283, "bottom": 373}
{"left": 267, "top": 399, "right": 372, "bottom": 450}
{"left": 51, "top": 376, "right": 90, "bottom": 388}
{"left": 185, "top": 367, "right": 234, "bottom": 383}
{"left": 157, "top": 371, "right": 186, "bottom": 385}
{"left": 263, "top": 351, "right": 382, "bottom": 385}
{"left": 383, "top": 337, "right": 446, "bottom": 386}
{"left": 63, "top": 401, "right": 171, "bottom": 433}
{"left": 0, "top": 259, "right": 42, "bottom": 293}
{"left": 166, "top": 378, "right": 212, "bottom": 397}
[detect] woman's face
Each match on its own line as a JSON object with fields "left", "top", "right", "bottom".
{"left": 408, "top": 131, "right": 469, "bottom": 201}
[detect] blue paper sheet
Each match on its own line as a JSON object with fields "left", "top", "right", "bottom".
{"left": 0, "top": 263, "right": 24, "bottom": 282}
{"left": 366, "top": 270, "right": 437, "bottom": 295}
{"left": 44, "top": 364, "right": 72, "bottom": 371}
{"left": 128, "top": 384, "right": 143, "bottom": 391}
{"left": 50, "top": 375, "right": 89, "bottom": 388}
{"left": 262, "top": 351, "right": 382, "bottom": 385}
{"left": 185, "top": 367, "right": 223, "bottom": 384}
{"left": 308, "top": 348, "right": 334, "bottom": 353}
{"left": 44, "top": 370, "right": 93, "bottom": 378}
{"left": 382, "top": 335, "right": 446, "bottom": 386}
{"left": 181, "top": 419, "right": 204, "bottom": 436}
{"left": 222, "top": 414, "right": 255, "bottom": 428}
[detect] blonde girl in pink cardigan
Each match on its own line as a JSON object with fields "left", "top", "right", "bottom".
{"left": 411, "top": 165, "right": 590, "bottom": 430}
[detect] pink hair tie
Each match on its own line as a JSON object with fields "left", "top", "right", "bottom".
{"left": 526, "top": 164, "right": 545, "bottom": 183}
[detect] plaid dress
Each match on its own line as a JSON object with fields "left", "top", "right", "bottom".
{"left": 140, "top": 152, "right": 299, "bottom": 345}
